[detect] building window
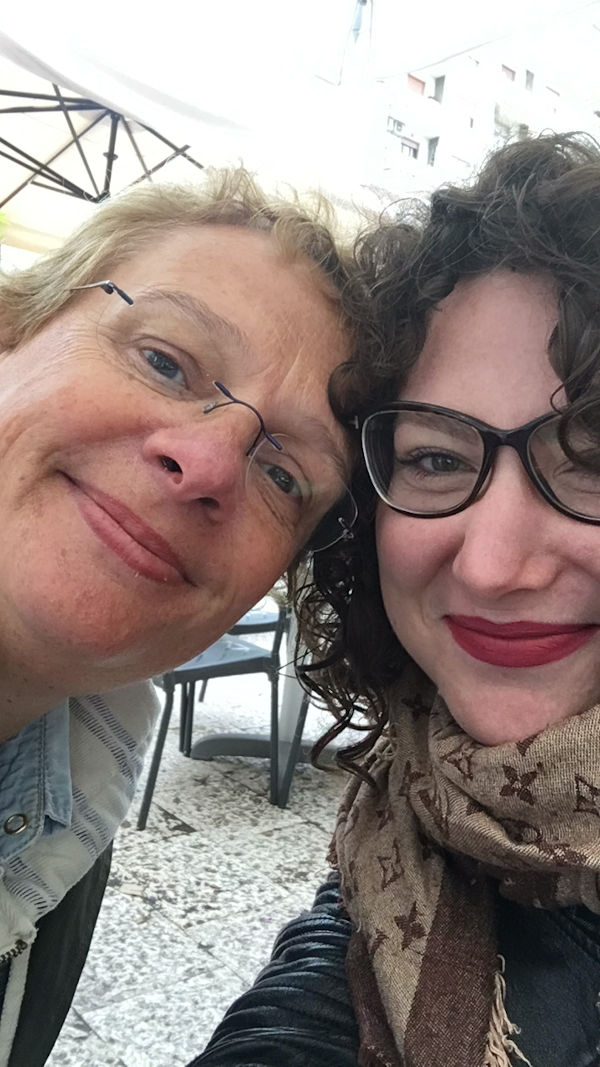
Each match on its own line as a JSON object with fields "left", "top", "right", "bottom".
{"left": 427, "top": 137, "right": 439, "bottom": 166}
{"left": 400, "top": 137, "right": 419, "bottom": 159}
{"left": 501, "top": 65, "right": 516, "bottom": 81}
{"left": 525, "top": 69, "right": 534, "bottom": 90}
{"left": 387, "top": 115, "right": 405, "bottom": 137}
{"left": 432, "top": 75, "right": 445, "bottom": 103}
{"left": 408, "top": 75, "right": 426, "bottom": 95}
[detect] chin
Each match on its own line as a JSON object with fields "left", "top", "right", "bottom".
{"left": 440, "top": 687, "right": 584, "bottom": 746}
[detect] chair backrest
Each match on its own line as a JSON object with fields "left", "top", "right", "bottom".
{"left": 229, "top": 602, "right": 280, "bottom": 636}
{"left": 154, "top": 600, "right": 288, "bottom": 689}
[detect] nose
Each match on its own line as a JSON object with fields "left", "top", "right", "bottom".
{"left": 451, "top": 449, "right": 565, "bottom": 598}
{"left": 144, "top": 411, "right": 258, "bottom": 521}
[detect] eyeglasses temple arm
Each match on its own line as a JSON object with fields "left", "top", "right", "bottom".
{"left": 70, "top": 281, "right": 134, "bottom": 306}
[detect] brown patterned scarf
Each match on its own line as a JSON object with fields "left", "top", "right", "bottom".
{"left": 333, "top": 666, "right": 600, "bottom": 1067}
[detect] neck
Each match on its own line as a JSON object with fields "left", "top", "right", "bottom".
{"left": 0, "top": 668, "right": 65, "bottom": 743}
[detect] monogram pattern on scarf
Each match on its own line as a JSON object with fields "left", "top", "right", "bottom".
{"left": 499, "top": 763, "right": 543, "bottom": 805}
{"left": 333, "top": 666, "right": 600, "bottom": 1067}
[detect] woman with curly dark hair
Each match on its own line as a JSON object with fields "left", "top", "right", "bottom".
{"left": 190, "top": 133, "right": 600, "bottom": 1067}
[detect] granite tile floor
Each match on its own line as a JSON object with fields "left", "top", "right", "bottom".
{"left": 48, "top": 657, "right": 349, "bottom": 1067}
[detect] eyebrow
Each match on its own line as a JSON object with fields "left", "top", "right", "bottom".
{"left": 134, "top": 287, "right": 252, "bottom": 357}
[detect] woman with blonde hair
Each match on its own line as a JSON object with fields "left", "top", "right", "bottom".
{"left": 0, "top": 169, "right": 358, "bottom": 1065}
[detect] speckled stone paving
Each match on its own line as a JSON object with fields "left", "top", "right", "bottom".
{"left": 47, "top": 662, "right": 349, "bottom": 1067}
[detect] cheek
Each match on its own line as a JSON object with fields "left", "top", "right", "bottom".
{"left": 375, "top": 508, "right": 454, "bottom": 626}
{"left": 375, "top": 510, "right": 421, "bottom": 627}
{"left": 568, "top": 536, "right": 600, "bottom": 585}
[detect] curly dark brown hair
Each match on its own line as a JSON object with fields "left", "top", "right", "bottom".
{"left": 293, "top": 131, "right": 600, "bottom": 778}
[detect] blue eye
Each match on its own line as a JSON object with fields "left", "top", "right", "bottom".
{"left": 143, "top": 348, "right": 185, "bottom": 385}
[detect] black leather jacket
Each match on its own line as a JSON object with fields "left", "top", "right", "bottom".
{"left": 188, "top": 874, "right": 600, "bottom": 1067}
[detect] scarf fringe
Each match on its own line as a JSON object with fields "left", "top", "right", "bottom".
{"left": 483, "top": 958, "right": 533, "bottom": 1067}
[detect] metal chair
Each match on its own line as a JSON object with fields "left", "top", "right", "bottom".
{"left": 176, "top": 599, "right": 282, "bottom": 756}
{"left": 136, "top": 603, "right": 296, "bottom": 829}
{"left": 230, "top": 600, "right": 281, "bottom": 635}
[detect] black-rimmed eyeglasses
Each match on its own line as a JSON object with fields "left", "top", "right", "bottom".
{"left": 354, "top": 401, "right": 600, "bottom": 524}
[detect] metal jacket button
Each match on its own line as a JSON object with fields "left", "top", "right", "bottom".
{"left": 4, "top": 814, "right": 29, "bottom": 835}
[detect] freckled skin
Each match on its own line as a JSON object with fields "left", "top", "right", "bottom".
{"left": 0, "top": 226, "right": 350, "bottom": 739}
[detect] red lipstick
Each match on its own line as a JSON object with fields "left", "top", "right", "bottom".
{"left": 68, "top": 477, "right": 189, "bottom": 585}
{"left": 445, "top": 615, "right": 600, "bottom": 668}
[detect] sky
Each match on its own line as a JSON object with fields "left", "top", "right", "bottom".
{"left": 5, "top": 1, "right": 600, "bottom": 113}
{"left": 1, "top": 0, "right": 600, "bottom": 247}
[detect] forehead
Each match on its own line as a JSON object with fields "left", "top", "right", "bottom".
{"left": 83, "top": 224, "right": 351, "bottom": 476}
{"left": 112, "top": 224, "right": 345, "bottom": 361}
{"left": 402, "top": 271, "right": 561, "bottom": 423}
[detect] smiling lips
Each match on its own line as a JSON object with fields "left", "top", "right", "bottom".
{"left": 68, "top": 477, "right": 188, "bottom": 585}
{"left": 445, "top": 615, "right": 600, "bottom": 668}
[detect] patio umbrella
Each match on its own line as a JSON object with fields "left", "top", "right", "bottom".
{"left": 0, "top": 55, "right": 211, "bottom": 252}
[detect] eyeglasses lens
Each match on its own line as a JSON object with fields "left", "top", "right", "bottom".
{"left": 246, "top": 435, "right": 356, "bottom": 551}
{"left": 529, "top": 409, "right": 600, "bottom": 520}
{"left": 363, "top": 410, "right": 484, "bottom": 515}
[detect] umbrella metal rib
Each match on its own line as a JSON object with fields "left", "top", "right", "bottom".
{"left": 0, "top": 81, "right": 204, "bottom": 209}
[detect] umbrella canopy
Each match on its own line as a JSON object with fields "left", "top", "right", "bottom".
{"left": 0, "top": 56, "right": 210, "bottom": 251}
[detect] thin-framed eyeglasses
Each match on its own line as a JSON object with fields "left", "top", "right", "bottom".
{"left": 70, "top": 280, "right": 134, "bottom": 305}
{"left": 203, "top": 381, "right": 283, "bottom": 456}
{"left": 354, "top": 401, "right": 600, "bottom": 524}
{"left": 68, "top": 281, "right": 357, "bottom": 552}
{"left": 205, "top": 383, "right": 357, "bottom": 551}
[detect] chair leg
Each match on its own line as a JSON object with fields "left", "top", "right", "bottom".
{"left": 277, "top": 692, "right": 310, "bottom": 810}
{"left": 199, "top": 679, "right": 208, "bottom": 702}
{"left": 183, "top": 683, "right": 196, "bottom": 757}
{"left": 269, "top": 670, "right": 279, "bottom": 806}
{"left": 137, "top": 679, "right": 175, "bottom": 830}
{"left": 178, "top": 683, "right": 188, "bottom": 753}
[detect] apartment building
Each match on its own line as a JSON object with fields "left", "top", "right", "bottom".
{"left": 369, "top": 34, "right": 600, "bottom": 196}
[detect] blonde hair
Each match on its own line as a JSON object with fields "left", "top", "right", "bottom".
{"left": 0, "top": 168, "right": 351, "bottom": 347}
